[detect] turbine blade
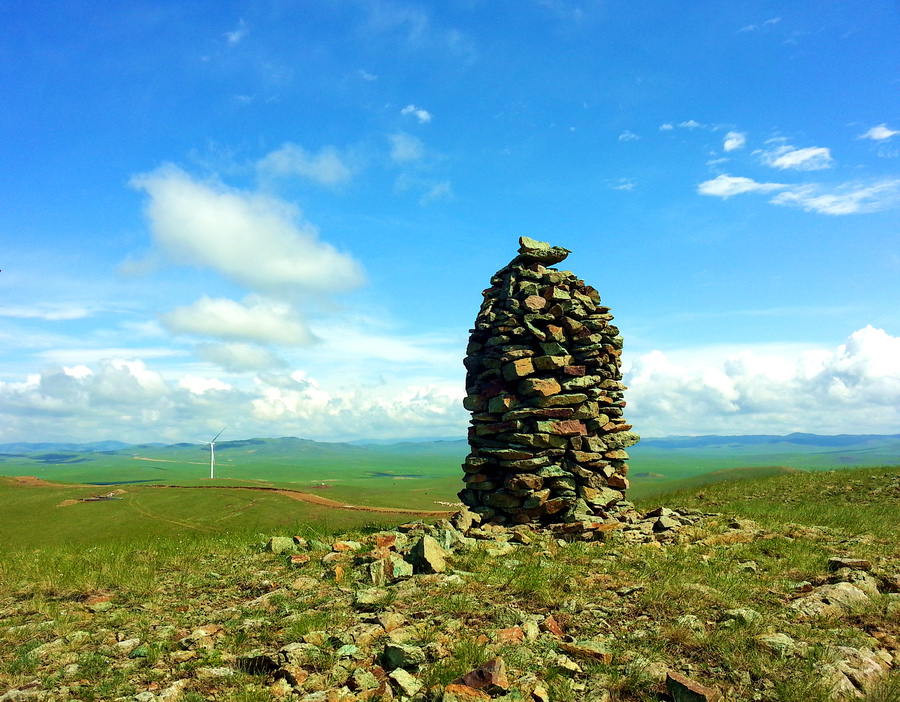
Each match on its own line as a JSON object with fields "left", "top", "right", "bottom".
{"left": 211, "top": 428, "right": 225, "bottom": 443}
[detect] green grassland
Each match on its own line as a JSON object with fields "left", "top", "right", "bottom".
{"left": 1, "top": 434, "right": 898, "bottom": 554}
{"left": 2, "top": 465, "right": 900, "bottom": 701}
{"left": 2, "top": 433, "right": 898, "bottom": 500}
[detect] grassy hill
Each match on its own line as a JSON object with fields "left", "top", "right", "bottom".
{"left": 1, "top": 464, "right": 899, "bottom": 701}
{"left": 1, "top": 433, "right": 898, "bottom": 506}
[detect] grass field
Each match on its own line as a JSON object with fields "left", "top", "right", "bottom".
{"left": 1, "top": 434, "right": 898, "bottom": 552}
{"left": 1, "top": 465, "right": 899, "bottom": 701}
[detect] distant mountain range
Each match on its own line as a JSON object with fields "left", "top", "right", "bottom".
{"left": 1, "top": 433, "right": 898, "bottom": 455}
{"left": 637, "top": 433, "right": 900, "bottom": 449}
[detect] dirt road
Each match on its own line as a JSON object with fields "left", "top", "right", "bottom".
{"left": 155, "top": 484, "right": 456, "bottom": 517}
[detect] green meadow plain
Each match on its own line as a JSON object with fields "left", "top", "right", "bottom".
{"left": 1, "top": 433, "right": 898, "bottom": 550}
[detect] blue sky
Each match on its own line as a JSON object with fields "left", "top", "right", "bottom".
{"left": 1, "top": 0, "right": 899, "bottom": 443}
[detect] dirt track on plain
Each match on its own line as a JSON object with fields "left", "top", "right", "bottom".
{"left": 154, "top": 484, "right": 456, "bottom": 517}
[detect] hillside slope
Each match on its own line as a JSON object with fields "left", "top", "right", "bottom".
{"left": 1, "top": 466, "right": 899, "bottom": 701}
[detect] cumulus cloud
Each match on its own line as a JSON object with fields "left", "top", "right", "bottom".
{"left": 678, "top": 120, "right": 705, "bottom": 129}
{"left": 256, "top": 143, "right": 353, "bottom": 186}
{"left": 401, "top": 104, "right": 432, "bottom": 123}
{"left": 389, "top": 132, "right": 425, "bottom": 162}
{"left": 770, "top": 179, "right": 900, "bottom": 215}
{"left": 697, "top": 174, "right": 787, "bottom": 198}
{"left": 195, "top": 343, "right": 286, "bottom": 372}
{"left": 761, "top": 144, "right": 834, "bottom": 170}
{"left": 160, "top": 296, "right": 317, "bottom": 345}
{"left": 723, "top": 131, "right": 746, "bottom": 152}
{"left": 0, "top": 359, "right": 468, "bottom": 444}
{"left": 618, "top": 130, "right": 640, "bottom": 141}
{"left": 659, "top": 124, "right": 674, "bottom": 131}
{"left": 179, "top": 375, "right": 232, "bottom": 394}
{"left": 612, "top": 179, "right": 636, "bottom": 191}
{"left": 130, "top": 165, "right": 365, "bottom": 294}
{"left": 859, "top": 124, "right": 899, "bottom": 141}
{"left": 625, "top": 326, "right": 900, "bottom": 436}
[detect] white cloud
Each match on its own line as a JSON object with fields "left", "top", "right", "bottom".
{"left": 195, "top": 343, "right": 286, "bottom": 372}
{"left": 859, "top": 124, "right": 899, "bottom": 141}
{"left": 256, "top": 143, "right": 353, "bottom": 186}
{"left": 130, "top": 165, "right": 366, "bottom": 295}
{"left": 224, "top": 20, "right": 248, "bottom": 45}
{"left": 420, "top": 181, "right": 453, "bottom": 205}
{"left": 625, "top": 326, "right": 900, "bottom": 436}
{"left": 401, "top": 104, "right": 432, "bottom": 123}
{"left": 179, "top": 375, "right": 233, "bottom": 394}
{"left": 612, "top": 178, "right": 636, "bottom": 191}
{"left": 761, "top": 145, "right": 834, "bottom": 171}
{"left": 739, "top": 17, "right": 780, "bottom": 32}
{"left": 659, "top": 124, "right": 674, "bottom": 131}
{"left": 771, "top": 179, "right": 900, "bottom": 215}
{"left": 678, "top": 120, "right": 705, "bottom": 129}
{"left": 389, "top": 132, "right": 425, "bottom": 163}
{"left": 618, "top": 130, "right": 639, "bottom": 141}
{"left": 0, "top": 305, "right": 91, "bottom": 321}
{"left": 160, "top": 296, "right": 317, "bottom": 345}
{"left": 723, "top": 131, "right": 746, "bottom": 152}
{"left": 697, "top": 174, "right": 787, "bottom": 198}
{"left": 0, "top": 352, "right": 469, "bottom": 444}
{"left": 359, "top": 69, "right": 378, "bottom": 81}
{"left": 64, "top": 365, "right": 92, "bottom": 379}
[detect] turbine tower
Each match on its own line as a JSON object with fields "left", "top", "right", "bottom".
{"left": 200, "top": 429, "right": 225, "bottom": 479}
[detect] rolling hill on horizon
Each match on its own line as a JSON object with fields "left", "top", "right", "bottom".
{"left": 2, "top": 431, "right": 899, "bottom": 456}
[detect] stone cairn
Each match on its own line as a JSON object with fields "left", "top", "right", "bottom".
{"left": 459, "top": 237, "right": 640, "bottom": 526}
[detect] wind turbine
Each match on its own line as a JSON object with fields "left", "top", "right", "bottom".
{"left": 199, "top": 428, "right": 225, "bottom": 479}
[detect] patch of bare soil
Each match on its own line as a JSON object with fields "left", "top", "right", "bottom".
{"left": 56, "top": 488, "right": 128, "bottom": 507}
{"left": 12, "top": 475, "right": 63, "bottom": 487}
{"left": 273, "top": 489, "right": 454, "bottom": 516}
{"left": 152, "top": 484, "right": 455, "bottom": 517}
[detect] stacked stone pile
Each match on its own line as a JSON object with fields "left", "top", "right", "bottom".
{"left": 459, "top": 237, "right": 640, "bottom": 525}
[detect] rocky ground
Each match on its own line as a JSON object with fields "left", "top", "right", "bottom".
{"left": 2, "top": 488, "right": 899, "bottom": 702}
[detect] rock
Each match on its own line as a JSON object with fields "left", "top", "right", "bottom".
{"left": 665, "top": 671, "right": 721, "bottom": 702}
{"left": 451, "top": 657, "right": 509, "bottom": 694}
{"left": 721, "top": 608, "right": 761, "bottom": 626}
{"left": 755, "top": 633, "right": 799, "bottom": 657}
{"left": 654, "top": 516, "right": 680, "bottom": 532}
{"left": 354, "top": 588, "right": 389, "bottom": 608}
{"left": 388, "top": 668, "right": 422, "bottom": 697}
{"left": 540, "top": 615, "right": 564, "bottom": 637}
{"left": 112, "top": 637, "right": 141, "bottom": 655}
{"left": 827, "top": 557, "right": 872, "bottom": 571}
{"left": 266, "top": 536, "right": 297, "bottom": 554}
{"left": 408, "top": 535, "right": 448, "bottom": 573}
{"left": 196, "top": 667, "right": 236, "bottom": 679}
{"left": 558, "top": 640, "right": 613, "bottom": 664}
{"left": 790, "top": 582, "right": 870, "bottom": 618}
{"left": 350, "top": 668, "right": 380, "bottom": 691}
{"left": 676, "top": 615, "right": 705, "bottom": 633}
{"left": 158, "top": 679, "right": 189, "bottom": 701}
{"left": 442, "top": 683, "right": 492, "bottom": 701}
{"left": 383, "top": 643, "right": 426, "bottom": 670}
{"left": 554, "top": 654, "right": 582, "bottom": 676}
{"left": 817, "top": 646, "right": 894, "bottom": 697}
